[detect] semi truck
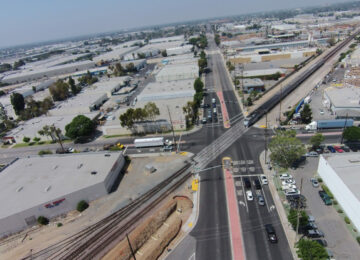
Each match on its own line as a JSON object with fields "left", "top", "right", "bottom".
{"left": 305, "top": 119, "right": 354, "bottom": 131}
{"left": 134, "top": 137, "right": 172, "bottom": 148}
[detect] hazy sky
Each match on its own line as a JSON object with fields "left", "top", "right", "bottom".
{"left": 0, "top": 0, "right": 352, "bottom": 48}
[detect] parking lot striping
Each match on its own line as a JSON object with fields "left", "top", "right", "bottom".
{"left": 232, "top": 174, "right": 267, "bottom": 178}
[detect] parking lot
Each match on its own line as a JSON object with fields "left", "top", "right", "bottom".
{"left": 289, "top": 157, "right": 360, "bottom": 259}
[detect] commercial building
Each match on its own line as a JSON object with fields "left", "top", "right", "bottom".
{"left": 1, "top": 61, "right": 95, "bottom": 84}
{"left": 324, "top": 86, "right": 360, "bottom": 119}
{"left": 0, "top": 152, "right": 125, "bottom": 237}
{"left": 318, "top": 154, "right": 360, "bottom": 231}
{"left": 166, "top": 45, "right": 193, "bottom": 56}
{"left": 155, "top": 64, "right": 198, "bottom": 82}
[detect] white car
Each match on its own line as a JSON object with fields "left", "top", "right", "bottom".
{"left": 282, "top": 184, "right": 297, "bottom": 191}
{"left": 260, "top": 175, "right": 268, "bottom": 185}
{"left": 285, "top": 188, "right": 300, "bottom": 196}
{"left": 306, "top": 151, "right": 319, "bottom": 157}
{"left": 246, "top": 190, "right": 253, "bottom": 201}
{"left": 279, "top": 173, "right": 293, "bottom": 180}
{"left": 282, "top": 179, "right": 296, "bottom": 185}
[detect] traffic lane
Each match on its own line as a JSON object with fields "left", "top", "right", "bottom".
{"left": 290, "top": 157, "right": 360, "bottom": 259}
{"left": 191, "top": 156, "right": 232, "bottom": 259}
{"left": 224, "top": 135, "right": 293, "bottom": 260}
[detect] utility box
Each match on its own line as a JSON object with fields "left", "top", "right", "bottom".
{"left": 145, "top": 164, "right": 156, "bottom": 173}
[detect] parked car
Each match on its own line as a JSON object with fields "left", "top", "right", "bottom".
{"left": 258, "top": 195, "right": 265, "bottom": 206}
{"left": 282, "top": 179, "right": 296, "bottom": 185}
{"left": 260, "top": 175, "right": 268, "bottom": 185}
{"left": 306, "top": 229, "right": 324, "bottom": 238}
{"left": 314, "top": 239, "right": 328, "bottom": 247}
{"left": 291, "top": 156, "right": 306, "bottom": 169}
{"left": 319, "top": 190, "right": 332, "bottom": 205}
{"left": 265, "top": 224, "right": 278, "bottom": 243}
{"left": 246, "top": 190, "right": 253, "bottom": 201}
{"left": 333, "top": 146, "right": 344, "bottom": 153}
{"left": 310, "top": 178, "right": 319, "bottom": 188}
{"left": 285, "top": 188, "right": 300, "bottom": 196}
{"left": 341, "top": 145, "right": 350, "bottom": 152}
{"left": 280, "top": 173, "right": 293, "bottom": 180}
{"left": 327, "top": 145, "right": 336, "bottom": 153}
{"left": 254, "top": 179, "right": 261, "bottom": 189}
{"left": 243, "top": 177, "right": 251, "bottom": 189}
{"left": 308, "top": 215, "right": 315, "bottom": 223}
{"left": 306, "top": 151, "right": 319, "bottom": 157}
{"left": 202, "top": 117, "right": 207, "bottom": 124}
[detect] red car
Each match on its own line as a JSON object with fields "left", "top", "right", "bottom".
{"left": 333, "top": 146, "right": 344, "bottom": 153}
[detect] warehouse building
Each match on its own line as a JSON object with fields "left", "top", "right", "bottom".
{"left": 324, "top": 86, "right": 360, "bottom": 119}
{"left": 318, "top": 154, "right": 360, "bottom": 231}
{"left": 155, "top": 64, "right": 198, "bottom": 82}
{"left": 1, "top": 61, "right": 95, "bottom": 84}
{"left": 0, "top": 152, "right": 125, "bottom": 237}
{"left": 242, "top": 78, "right": 265, "bottom": 93}
{"left": 166, "top": 45, "right": 193, "bottom": 56}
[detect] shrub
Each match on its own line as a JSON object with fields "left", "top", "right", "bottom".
{"left": 317, "top": 177, "right": 323, "bottom": 183}
{"left": 357, "top": 237, "right": 360, "bottom": 244}
{"left": 321, "top": 184, "right": 334, "bottom": 199}
{"left": 338, "top": 209, "right": 343, "bottom": 213}
{"left": 23, "top": 137, "right": 30, "bottom": 143}
{"left": 28, "top": 142, "right": 36, "bottom": 146}
{"left": 77, "top": 200, "right": 89, "bottom": 212}
{"left": 345, "top": 216, "right": 351, "bottom": 224}
{"left": 57, "top": 223, "right": 63, "bottom": 227}
{"left": 33, "top": 137, "right": 41, "bottom": 142}
{"left": 333, "top": 200, "right": 338, "bottom": 205}
{"left": 38, "top": 150, "right": 53, "bottom": 155}
{"left": 37, "top": 216, "right": 49, "bottom": 225}
{"left": 38, "top": 141, "right": 45, "bottom": 145}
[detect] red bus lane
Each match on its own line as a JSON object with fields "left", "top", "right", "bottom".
{"left": 217, "top": 91, "right": 231, "bottom": 128}
{"left": 223, "top": 157, "right": 246, "bottom": 260}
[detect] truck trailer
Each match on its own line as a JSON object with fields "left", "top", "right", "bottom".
{"left": 305, "top": 119, "right": 354, "bottom": 131}
{"left": 134, "top": 137, "right": 172, "bottom": 148}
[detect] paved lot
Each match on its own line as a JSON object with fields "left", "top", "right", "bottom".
{"left": 289, "top": 157, "right": 360, "bottom": 260}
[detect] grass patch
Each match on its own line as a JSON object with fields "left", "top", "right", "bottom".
{"left": 103, "top": 134, "right": 130, "bottom": 138}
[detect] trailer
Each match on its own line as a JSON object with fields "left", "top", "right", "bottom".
{"left": 134, "top": 137, "right": 172, "bottom": 148}
{"left": 305, "top": 119, "right": 354, "bottom": 131}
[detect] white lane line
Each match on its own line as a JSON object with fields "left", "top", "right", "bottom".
{"left": 259, "top": 176, "right": 271, "bottom": 213}
{"left": 240, "top": 177, "right": 249, "bottom": 213}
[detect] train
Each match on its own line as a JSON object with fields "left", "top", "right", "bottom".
{"left": 244, "top": 30, "right": 360, "bottom": 128}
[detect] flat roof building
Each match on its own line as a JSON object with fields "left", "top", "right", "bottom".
{"left": 242, "top": 78, "right": 265, "bottom": 93}
{"left": 324, "top": 86, "right": 360, "bottom": 119}
{"left": 155, "top": 64, "right": 198, "bottom": 82}
{"left": 0, "top": 152, "right": 125, "bottom": 237}
{"left": 318, "top": 154, "right": 360, "bottom": 231}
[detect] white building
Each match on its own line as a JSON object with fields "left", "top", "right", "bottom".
{"left": 324, "top": 86, "right": 360, "bottom": 119}
{"left": 0, "top": 152, "right": 125, "bottom": 237}
{"left": 166, "top": 45, "right": 193, "bottom": 56}
{"left": 155, "top": 64, "right": 198, "bottom": 82}
{"left": 318, "top": 154, "right": 360, "bottom": 231}
{"left": 1, "top": 61, "right": 95, "bottom": 84}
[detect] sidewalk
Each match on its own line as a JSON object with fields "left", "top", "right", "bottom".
{"left": 259, "top": 151, "right": 299, "bottom": 260}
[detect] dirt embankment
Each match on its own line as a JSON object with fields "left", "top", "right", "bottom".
{"left": 103, "top": 196, "right": 193, "bottom": 260}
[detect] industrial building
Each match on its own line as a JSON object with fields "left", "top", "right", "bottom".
{"left": 155, "top": 64, "right": 198, "bottom": 82}
{"left": 318, "top": 154, "right": 360, "bottom": 231}
{"left": 323, "top": 86, "right": 360, "bottom": 119}
{"left": 242, "top": 78, "right": 265, "bottom": 93}
{"left": 1, "top": 61, "right": 96, "bottom": 84}
{"left": 4, "top": 112, "right": 99, "bottom": 143}
{"left": 166, "top": 45, "right": 193, "bottom": 56}
{"left": 0, "top": 152, "right": 125, "bottom": 237}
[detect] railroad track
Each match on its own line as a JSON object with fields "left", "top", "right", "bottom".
{"left": 22, "top": 162, "right": 191, "bottom": 260}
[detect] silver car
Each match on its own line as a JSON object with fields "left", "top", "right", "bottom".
{"left": 258, "top": 195, "right": 265, "bottom": 206}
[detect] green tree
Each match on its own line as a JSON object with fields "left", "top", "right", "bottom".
{"left": 183, "top": 101, "right": 197, "bottom": 128}
{"left": 269, "top": 130, "right": 306, "bottom": 168}
{"left": 23, "top": 137, "right": 30, "bottom": 143}
{"left": 200, "top": 51, "right": 206, "bottom": 60}
{"left": 194, "top": 78, "right": 204, "bottom": 93}
{"left": 126, "top": 63, "right": 136, "bottom": 72}
{"left": 327, "top": 37, "right": 336, "bottom": 47}
{"left": 310, "top": 133, "right": 324, "bottom": 148}
{"left": 65, "top": 115, "right": 95, "bottom": 139}
{"left": 144, "top": 102, "right": 160, "bottom": 121}
{"left": 198, "top": 58, "right": 208, "bottom": 70}
{"left": 13, "top": 59, "right": 25, "bottom": 70}
{"left": 37, "top": 216, "right": 49, "bottom": 225}
{"left": 120, "top": 108, "right": 135, "bottom": 130}
{"left": 49, "top": 80, "right": 70, "bottom": 101}
{"left": 77, "top": 200, "right": 89, "bottom": 212}
{"left": 214, "top": 34, "right": 220, "bottom": 46}
{"left": 10, "top": 93, "right": 25, "bottom": 115}
{"left": 300, "top": 104, "right": 312, "bottom": 124}
{"left": 68, "top": 76, "right": 80, "bottom": 95}
{"left": 161, "top": 50, "right": 167, "bottom": 57}
{"left": 288, "top": 208, "right": 309, "bottom": 230}
{"left": 114, "top": 63, "right": 125, "bottom": 76}
{"left": 343, "top": 126, "right": 360, "bottom": 141}
{"left": 133, "top": 108, "right": 147, "bottom": 121}
{"left": 246, "top": 97, "right": 253, "bottom": 106}
{"left": 297, "top": 239, "right": 328, "bottom": 260}
{"left": 38, "top": 124, "right": 65, "bottom": 152}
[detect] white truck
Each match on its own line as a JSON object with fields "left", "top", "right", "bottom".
{"left": 134, "top": 137, "right": 172, "bottom": 148}
{"left": 305, "top": 119, "right": 354, "bottom": 131}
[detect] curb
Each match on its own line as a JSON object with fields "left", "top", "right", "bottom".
{"left": 259, "top": 151, "right": 299, "bottom": 260}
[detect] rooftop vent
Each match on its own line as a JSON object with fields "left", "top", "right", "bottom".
{"left": 91, "top": 171, "right": 97, "bottom": 175}
{"left": 44, "top": 185, "right": 51, "bottom": 192}
{"left": 349, "top": 159, "right": 360, "bottom": 163}
{"left": 16, "top": 186, "right": 23, "bottom": 192}
{"left": 77, "top": 163, "right": 83, "bottom": 169}
{"left": 53, "top": 165, "right": 58, "bottom": 170}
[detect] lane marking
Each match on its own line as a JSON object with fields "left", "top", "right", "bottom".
{"left": 222, "top": 157, "right": 246, "bottom": 260}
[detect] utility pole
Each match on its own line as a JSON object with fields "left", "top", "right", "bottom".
{"left": 167, "top": 106, "right": 177, "bottom": 152}
{"left": 295, "top": 178, "right": 303, "bottom": 245}
{"left": 126, "top": 233, "right": 136, "bottom": 260}
{"left": 340, "top": 113, "right": 349, "bottom": 144}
